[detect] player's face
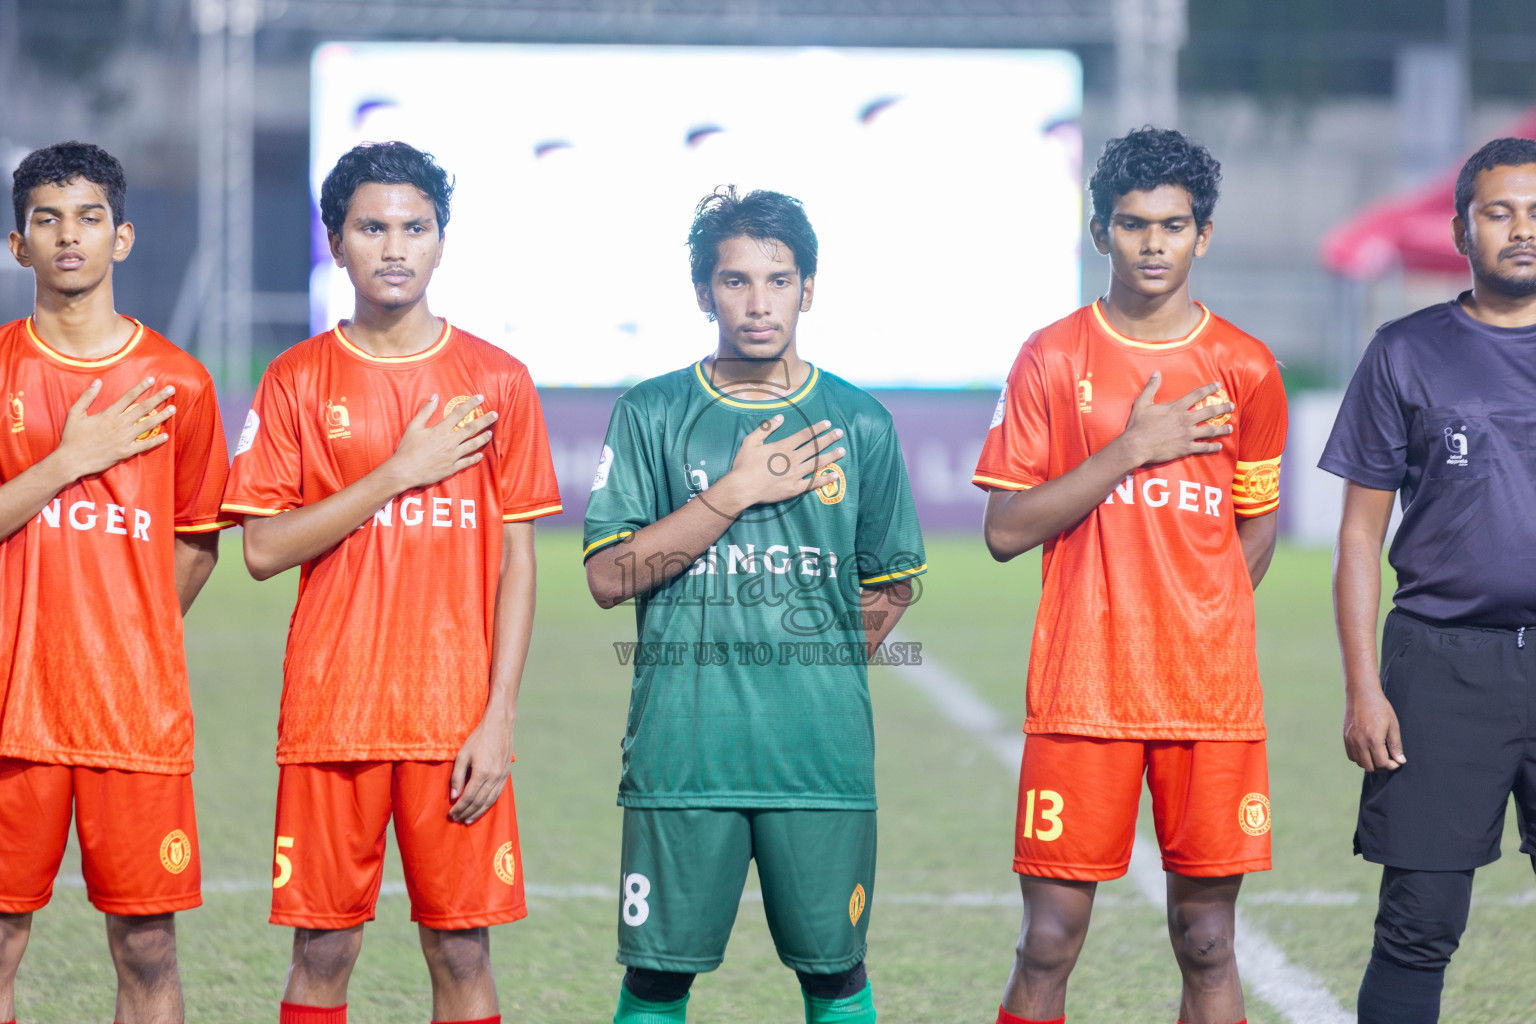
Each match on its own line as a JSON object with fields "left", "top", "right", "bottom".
{"left": 1090, "top": 185, "right": 1211, "bottom": 301}
{"left": 7, "top": 178, "right": 133, "bottom": 298}
{"left": 329, "top": 182, "right": 444, "bottom": 312}
{"left": 695, "top": 234, "right": 814, "bottom": 362}
{"left": 1454, "top": 163, "right": 1536, "bottom": 298}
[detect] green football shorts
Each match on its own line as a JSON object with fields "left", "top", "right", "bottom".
{"left": 616, "top": 807, "right": 877, "bottom": 973}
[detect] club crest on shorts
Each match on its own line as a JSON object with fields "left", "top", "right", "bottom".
{"left": 815, "top": 464, "right": 846, "bottom": 505}
{"left": 1238, "top": 793, "right": 1271, "bottom": 836}
{"left": 848, "top": 883, "right": 866, "bottom": 926}
{"left": 159, "top": 829, "right": 192, "bottom": 874}
{"left": 493, "top": 840, "right": 517, "bottom": 885}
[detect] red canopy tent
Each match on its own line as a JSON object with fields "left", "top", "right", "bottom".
{"left": 1320, "top": 110, "right": 1536, "bottom": 281}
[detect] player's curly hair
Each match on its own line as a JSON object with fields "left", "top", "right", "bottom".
{"left": 1455, "top": 136, "right": 1536, "bottom": 221}
{"left": 687, "top": 186, "right": 819, "bottom": 286}
{"left": 11, "top": 141, "right": 127, "bottom": 232}
{"left": 1089, "top": 127, "right": 1222, "bottom": 229}
{"left": 319, "top": 141, "right": 454, "bottom": 237}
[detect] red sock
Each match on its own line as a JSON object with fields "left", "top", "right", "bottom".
{"left": 997, "top": 1009, "right": 1064, "bottom": 1024}
{"left": 280, "top": 1003, "right": 347, "bottom": 1024}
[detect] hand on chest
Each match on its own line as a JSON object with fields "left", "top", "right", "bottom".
{"left": 317, "top": 372, "right": 493, "bottom": 480}
{"left": 1071, "top": 361, "right": 1236, "bottom": 456}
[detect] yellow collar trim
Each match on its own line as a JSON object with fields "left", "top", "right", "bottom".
{"left": 1091, "top": 300, "right": 1211, "bottom": 351}
{"left": 26, "top": 315, "right": 145, "bottom": 368}
{"left": 693, "top": 361, "right": 819, "bottom": 409}
{"left": 332, "top": 319, "right": 453, "bottom": 364}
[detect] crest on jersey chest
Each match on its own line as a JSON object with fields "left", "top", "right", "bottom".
{"left": 1192, "top": 384, "right": 1233, "bottom": 427}
{"left": 7, "top": 390, "right": 23, "bottom": 433}
{"left": 814, "top": 463, "right": 847, "bottom": 505}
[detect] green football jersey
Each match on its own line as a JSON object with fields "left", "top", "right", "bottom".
{"left": 584, "top": 360, "right": 927, "bottom": 810}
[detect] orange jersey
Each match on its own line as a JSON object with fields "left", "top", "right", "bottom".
{"left": 221, "top": 322, "right": 561, "bottom": 764}
{"left": 0, "top": 317, "right": 230, "bottom": 773}
{"left": 974, "top": 302, "right": 1287, "bottom": 740}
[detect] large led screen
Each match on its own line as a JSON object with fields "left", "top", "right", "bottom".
{"left": 311, "top": 44, "right": 1082, "bottom": 387}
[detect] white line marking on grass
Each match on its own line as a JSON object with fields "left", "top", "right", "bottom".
{"left": 888, "top": 640, "right": 1354, "bottom": 1024}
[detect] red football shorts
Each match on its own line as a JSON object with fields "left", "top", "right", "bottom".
{"left": 0, "top": 759, "right": 201, "bottom": 915}
{"left": 1014, "top": 734, "right": 1271, "bottom": 880}
{"left": 270, "top": 761, "right": 526, "bottom": 930}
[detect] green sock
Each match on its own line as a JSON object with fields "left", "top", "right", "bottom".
{"left": 803, "top": 979, "right": 876, "bottom": 1023}
{"left": 614, "top": 983, "right": 688, "bottom": 1024}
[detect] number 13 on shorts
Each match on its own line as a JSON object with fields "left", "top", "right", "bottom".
{"left": 1020, "top": 789, "right": 1064, "bottom": 842}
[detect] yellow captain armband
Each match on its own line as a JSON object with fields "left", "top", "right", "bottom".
{"left": 1232, "top": 456, "right": 1281, "bottom": 516}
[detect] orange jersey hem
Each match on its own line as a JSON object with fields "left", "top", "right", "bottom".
{"left": 269, "top": 908, "right": 377, "bottom": 929}
{"left": 411, "top": 905, "right": 528, "bottom": 929}
{"left": 1022, "top": 722, "right": 1267, "bottom": 742}
{"left": 0, "top": 895, "right": 52, "bottom": 914}
{"left": 1162, "top": 855, "right": 1272, "bottom": 878}
{"left": 1013, "top": 859, "right": 1131, "bottom": 882}
{"left": 0, "top": 745, "right": 192, "bottom": 775}
{"left": 219, "top": 502, "right": 286, "bottom": 517}
{"left": 275, "top": 745, "right": 467, "bottom": 765}
{"left": 502, "top": 502, "right": 563, "bottom": 522}
{"left": 175, "top": 519, "right": 237, "bottom": 534}
{"left": 90, "top": 892, "right": 203, "bottom": 916}
{"left": 971, "top": 474, "right": 1033, "bottom": 491}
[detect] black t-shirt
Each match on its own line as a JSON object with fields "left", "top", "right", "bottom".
{"left": 1320, "top": 292, "right": 1536, "bottom": 627}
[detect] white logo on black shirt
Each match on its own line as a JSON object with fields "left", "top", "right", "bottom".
{"left": 1444, "top": 425, "right": 1469, "bottom": 467}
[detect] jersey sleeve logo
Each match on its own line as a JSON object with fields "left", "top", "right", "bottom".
{"left": 1192, "top": 384, "right": 1232, "bottom": 427}
{"left": 989, "top": 383, "right": 1007, "bottom": 429}
{"left": 234, "top": 408, "right": 260, "bottom": 456}
{"left": 814, "top": 463, "right": 847, "bottom": 505}
{"left": 325, "top": 398, "right": 351, "bottom": 439}
{"left": 848, "top": 883, "right": 866, "bottom": 926}
{"left": 159, "top": 828, "right": 193, "bottom": 874}
{"left": 1238, "top": 793, "right": 1271, "bottom": 836}
{"left": 592, "top": 444, "right": 615, "bottom": 491}
{"left": 7, "top": 390, "right": 23, "bottom": 433}
{"left": 493, "top": 840, "right": 518, "bottom": 885}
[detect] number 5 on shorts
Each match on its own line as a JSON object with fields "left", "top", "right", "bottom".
{"left": 273, "top": 835, "right": 294, "bottom": 889}
{"left": 1021, "top": 789, "right": 1064, "bottom": 842}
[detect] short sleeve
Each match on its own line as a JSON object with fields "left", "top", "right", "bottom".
{"left": 1231, "top": 363, "right": 1288, "bottom": 518}
{"left": 1317, "top": 333, "right": 1408, "bottom": 492}
{"left": 853, "top": 422, "right": 927, "bottom": 588}
{"left": 973, "top": 336, "right": 1050, "bottom": 491}
{"left": 171, "top": 369, "right": 233, "bottom": 533}
{"left": 583, "top": 393, "right": 657, "bottom": 561}
{"left": 221, "top": 367, "right": 304, "bottom": 519}
{"left": 496, "top": 367, "right": 563, "bottom": 523}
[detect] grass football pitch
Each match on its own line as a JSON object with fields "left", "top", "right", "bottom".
{"left": 14, "top": 531, "right": 1534, "bottom": 1023}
